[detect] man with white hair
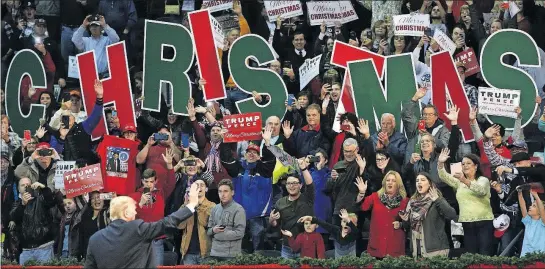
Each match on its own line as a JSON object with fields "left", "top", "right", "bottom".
{"left": 84, "top": 183, "right": 200, "bottom": 269}
{"left": 371, "top": 113, "right": 407, "bottom": 165}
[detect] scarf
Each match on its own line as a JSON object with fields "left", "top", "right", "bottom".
{"left": 205, "top": 140, "right": 222, "bottom": 173}
{"left": 329, "top": 132, "right": 346, "bottom": 169}
{"left": 379, "top": 193, "right": 403, "bottom": 209}
{"left": 400, "top": 195, "right": 434, "bottom": 232}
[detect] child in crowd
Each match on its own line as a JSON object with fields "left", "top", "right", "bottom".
{"left": 281, "top": 217, "right": 326, "bottom": 259}
{"left": 298, "top": 209, "right": 359, "bottom": 258}
{"left": 518, "top": 189, "right": 545, "bottom": 257}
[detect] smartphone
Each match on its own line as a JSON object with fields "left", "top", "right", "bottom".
{"left": 287, "top": 94, "right": 295, "bottom": 106}
{"left": 34, "top": 36, "right": 43, "bottom": 44}
{"left": 308, "top": 156, "right": 320, "bottom": 163}
{"left": 25, "top": 186, "right": 34, "bottom": 197}
{"left": 341, "top": 124, "right": 351, "bottom": 131}
{"left": 349, "top": 31, "right": 357, "bottom": 40}
{"left": 418, "top": 120, "right": 426, "bottom": 131}
{"left": 218, "top": 225, "right": 226, "bottom": 229}
{"left": 62, "top": 115, "right": 70, "bottom": 129}
{"left": 38, "top": 148, "right": 53, "bottom": 156}
{"left": 450, "top": 162, "right": 463, "bottom": 175}
{"left": 366, "top": 31, "right": 373, "bottom": 39}
{"left": 181, "top": 133, "right": 190, "bottom": 148}
{"left": 153, "top": 133, "right": 169, "bottom": 141}
{"left": 143, "top": 187, "right": 151, "bottom": 194}
{"left": 424, "top": 28, "right": 432, "bottom": 37}
{"left": 99, "top": 192, "right": 114, "bottom": 200}
{"left": 24, "top": 130, "right": 31, "bottom": 141}
{"left": 111, "top": 110, "right": 117, "bottom": 117}
{"left": 283, "top": 60, "right": 291, "bottom": 69}
{"left": 184, "top": 159, "right": 196, "bottom": 166}
{"left": 53, "top": 84, "right": 61, "bottom": 101}
{"left": 323, "top": 77, "right": 333, "bottom": 86}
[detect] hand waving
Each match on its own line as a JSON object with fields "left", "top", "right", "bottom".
{"left": 438, "top": 148, "right": 450, "bottom": 163}
{"left": 94, "top": 79, "right": 104, "bottom": 98}
{"left": 282, "top": 121, "right": 294, "bottom": 139}
{"left": 355, "top": 177, "right": 367, "bottom": 194}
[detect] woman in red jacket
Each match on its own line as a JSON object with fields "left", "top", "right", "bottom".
{"left": 356, "top": 171, "right": 409, "bottom": 258}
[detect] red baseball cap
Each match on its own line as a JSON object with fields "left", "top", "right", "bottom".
{"left": 36, "top": 142, "right": 51, "bottom": 150}
{"left": 246, "top": 143, "right": 260, "bottom": 153}
{"left": 122, "top": 125, "right": 137, "bottom": 133}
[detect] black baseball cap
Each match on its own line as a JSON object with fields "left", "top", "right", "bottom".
{"left": 22, "top": 1, "right": 36, "bottom": 9}
{"left": 88, "top": 14, "right": 101, "bottom": 26}
{"left": 510, "top": 152, "right": 530, "bottom": 163}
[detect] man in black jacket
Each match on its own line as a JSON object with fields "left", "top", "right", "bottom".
{"left": 84, "top": 182, "right": 200, "bottom": 269}
{"left": 10, "top": 177, "right": 57, "bottom": 265}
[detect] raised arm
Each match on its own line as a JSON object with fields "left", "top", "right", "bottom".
{"left": 437, "top": 148, "right": 460, "bottom": 189}
{"left": 518, "top": 190, "right": 527, "bottom": 218}
{"left": 532, "top": 191, "right": 545, "bottom": 225}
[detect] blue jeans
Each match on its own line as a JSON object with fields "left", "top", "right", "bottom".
{"left": 152, "top": 239, "right": 164, "bottom": 266}
{"left": 61, "top": 26, "right": 79, "bottom": 64}
{"left": 248, "top": 217, "right": 266, "bottom": 251}
{"left": 19, "top": 243, "right": 54, "bottom": 265}
{"left": 224, "top": 87, "right": 250, "bottom": 114}
{"left": 183, "top": 253, "right": 202, "bottom": 265}
{"left": 281, "top": 245, "right": 300, "bottom": 259}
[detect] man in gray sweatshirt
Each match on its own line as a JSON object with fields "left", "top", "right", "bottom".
{"left": 207, "top": 179, "right": 246, "bottom": 260}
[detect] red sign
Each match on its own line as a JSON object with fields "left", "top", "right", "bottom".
{"left": 455, "top": 48, "right": 480, "bottom": 77}
{"left": 63, "top": 164, "right": 104, "bottom": 198}
{"left": 223, "top": 112, "right": 263, "bottom": 143}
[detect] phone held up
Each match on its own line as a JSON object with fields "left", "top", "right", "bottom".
{"left": 24, "top": 130, "right": 31, "bottom": 141}
{"left": 418, "top": 120, "right": 426, "bottom": 131}
{"left": 62, "top": 115, "right": 70, "bottom": 129}
{"left": 153, "top": 133, "right": 169, "bottom": 141}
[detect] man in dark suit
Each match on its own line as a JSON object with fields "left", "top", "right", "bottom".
{"left": 107, "top": 152, "right": 121, "bottom": 172}
{"left": 273, "top": 28, "right": 313, "bottom": 95}
{"left": 84, "top": 183, "right": 200, "bottom": 269}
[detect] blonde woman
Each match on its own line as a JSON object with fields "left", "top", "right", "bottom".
{"left": 399, "top": 172, "right": 457, "bottom": 259}
{"left": 356, "top": 171, "right": 408, "bottom": 258}
{"left": 438, "top": 148, "right": 495, "bottom": 255}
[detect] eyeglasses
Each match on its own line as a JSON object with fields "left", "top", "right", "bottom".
{"left": 394, "top": 36, "right": 404, "bottom": 41}
{"left": 343, "top": 149, "right": 356, "bottom": 153}
{"left": 376, "top": 158, "right": 387, "bottom": 162}
{"left": 286, "top": 182, "right": 299, "bottom": 186}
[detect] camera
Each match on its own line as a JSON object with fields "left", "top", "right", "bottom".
{"left": 25, "top": 186, "right": 35, "bottom": 197}
{"left": 38, "top": 148, "right": 53, "bottom": 157}
{"left": 349, "top": 31, "right": 357, "bottom": 40}
{"left": 153, "top": 133, "right": 169, "bottom": 141}
{"left": 183, "top": 159, "right": 196, "bottom": 166}
{"left": 308, "top": 156, "right": 320, "bottom": 163}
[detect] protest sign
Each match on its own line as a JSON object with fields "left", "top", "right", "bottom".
{"left": 216, "top": 14, "right": 239, "bottom": 32}
{"left": 264, "top": 1, "right": 303, "bottom": 22}
{"left": 64, "top": 164, "right": 103, "bottom": 198}
{"left": 201, "top": 0, "right": 232, "bottom": 13}
{"left": 68, "top": 56, "right": 79, "bottom": 79}
{"left": 392, "top": 14, "right": 430, "bottom": 36}
{"left": 455, "top": 48, "right": 480, "bottom": 76}
{"left": 54, "top": 161, "right": 76, "bottom": 189}
{"left": 299, "top": 54, "right": 323, "bottom": 90}
{"left": 478, "top": 87, "right": 521, "bottom": 118}
{"left": 433, "top": 30, "right": 456, "bottom": 55}
{"left": 210, "top": 16, "right": 225, "bottom": 49}
{"left": 223, "top": 112, "right": 262, "bottom": 143}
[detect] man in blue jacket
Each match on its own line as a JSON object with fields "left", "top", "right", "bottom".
{"left": 371, "top": 113, "right": 407, "bottom": 166}
{"left": 220, "top": 126, "right": 276, "bottom": 252}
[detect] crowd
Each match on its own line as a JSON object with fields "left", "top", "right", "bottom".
{"left": 2, "top": 0, "right": 545, "bottom": 267}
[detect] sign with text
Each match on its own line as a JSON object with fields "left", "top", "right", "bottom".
{"left": 223, "top": 112, "right": 262, "bottom": 143}
{"left": 264, "top": 1, "right": 303, "bottom": 22}
{"left": 478, "top": 87, "right": 521, "bottom": 118}
{"left": 68, "top": 56, "right": 79, "bottom": 79}
{"left": 455, "top": 48, "right": 480, "bottom": 76}
{"left": 299, "top": 54, "right": 323, "bottom": 90}
{"left": 433, "top": 30, "right": 456, "bottom": 55}
{"left": 210, "top": 16, "right": 225, "bottom": 49}
{"left": 54, "top": 161, "right": 76, "bottom": 190}
{"left": 216, "top": 14, "right": 239, "bottom": 32}
{"left": 306, "top": 1, "right": 358, "bottom": 26}
{"left": 393, "top": 14, "right": 430, "bottom": 36}
{"left": 64, "top": 163, "right": 103, "bottom": 198}
{"left": 201, "top": 0, "right": 232, "bottom": 13}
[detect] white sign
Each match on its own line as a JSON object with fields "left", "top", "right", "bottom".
{"left": 433, "top": 30, "right": 456, "bottom": 55}
{"left": 306, "top": 1, "right": 358, "bottom": 26}
{"left": 54, "top": 161, "right": 76, "bottom": 189}
{"left": 182, "top": 0, "right": 195, "bottom": 11}
{"left": 299, "top": 54, "right": 323, "bottom": 90}
{"left": 210, "top": 16, "right": 225, "bottom": 49}
{"left": 68, "top": 56, "right": 79, "bottom": 79}
{"left": 337, "top": 1, "right": 358, "bottom": 24}
{"left": 392, "top": 14, "right": 430, "bottom": 36}
{"left": 201, "top": 0, "right": 232, "bottom": 13}
{"left": 478, "top": 87, "right": 521, "bottom": 118}
{"left": 264, "top": 1, "right": 303, "bottom": 22}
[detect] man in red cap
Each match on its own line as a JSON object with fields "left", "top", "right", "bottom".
{"left": 14, "top": 142, "right": 61, "bottom": 191}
